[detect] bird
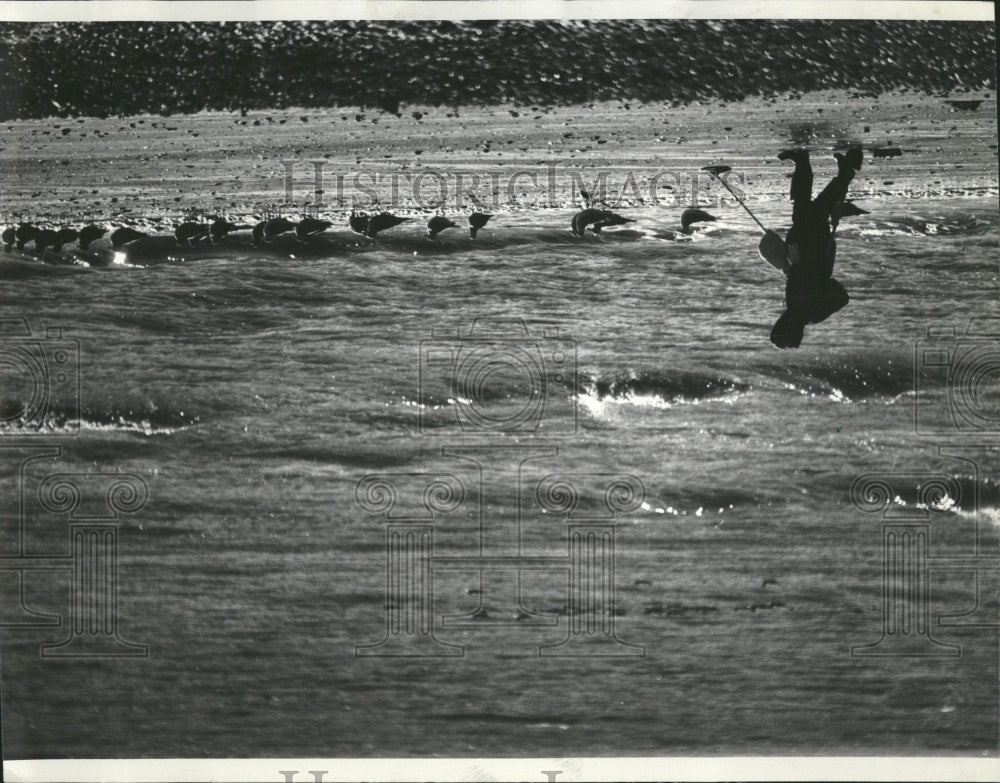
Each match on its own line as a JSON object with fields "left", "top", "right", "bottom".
{"left": 572, "top": 184, "right": 625, "bottom": 236}
{"left": 50, "top": 227, "right": 79, "bottom": 252}
{"left": 652, "top": 208, "right": 719, "bottom": 241}
{"left": 40, "top": 227, "right": 82, "bottom": 263}
{"left": 680, "top": 208, "right": 717, "bottom": 232}
{"left": 77, "top": 224, "right": 108, "bottom": 251}
{"left": 252, "top": 217, "right": 296, "bottom": 245}
{"left": 463, "top": 191, "right": 494, "bottom": 239}
{"left": 75, "top": 226, "right": 146, "bottom": 261}
{"left": 590, "top": 213, "right": 634, "bottom": 233}
{"left": 31, "top": 228, "right": 58, "bottom": 254}
{"left": 295, "top": 217, "right": 332, "bottom": 240}
{"left": 468, "top": 212, "right": 492, "bottom": 238}
{"left": 174, "top": 221, "right": 211, "bottom": 247}
{"left": 108, "top": 227, "right": 147, "bottom": 248}
{"left": 576, "top": 188, "right": 635, "bottom": 232}
{"left": 209, "top": 219, "right": 247, "bottom": 242}
{"left": 571, "top": 208, "right": 613, "bottom": 236}
{"left": 365, "top": 212, "right": 410, "bottom": 238}
{"left": 71, "top": 226, "right": 144, "bottom": 260}
{"left": 427, "top": 215, "right": 458, "bottom": 240}
{"left": 13, "top": 223, "right": 39, "bottom": 252}
{"left": 1, "top": 225, "right": 16, "bottom": 252}
{"left": 348, "top": 210, "right": 369, "bottom": 237}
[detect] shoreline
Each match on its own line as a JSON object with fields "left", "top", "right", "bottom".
{"left": 1, "top": 90, "right": 996, "bottom": 228}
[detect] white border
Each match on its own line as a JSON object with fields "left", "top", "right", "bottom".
{"left": 0, "top": 1, "right": 995, "bottom": 23}
{"left": 4, "top": 757, "right": 1000, "bottom": 783}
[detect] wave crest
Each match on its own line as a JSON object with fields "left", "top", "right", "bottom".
{"left": 589, "top": 369, "right": 749, "bottom": 405}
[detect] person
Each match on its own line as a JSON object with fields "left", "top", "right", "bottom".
{"left": 770, "top": 146, "right": 863, "bottom": 348}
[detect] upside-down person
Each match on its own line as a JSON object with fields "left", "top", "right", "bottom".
{"left": 769, "top": 146, "right": 863, "bottom": 349}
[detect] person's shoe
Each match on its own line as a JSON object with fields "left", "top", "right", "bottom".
{"left": 846, "top": 145, "right": 863, "bottom": 171}
{"left": 835, "top": 146, "right": 863, "bottom": 174}
{"left": 778, "top": 148, "right": 809, "bottom": 164}
{"left": 834, "top": 152, "right": 856, "bottom": 179}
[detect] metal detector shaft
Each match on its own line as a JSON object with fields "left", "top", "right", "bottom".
{"left": 709, "top": 172, "right": 768, "bottom": 234}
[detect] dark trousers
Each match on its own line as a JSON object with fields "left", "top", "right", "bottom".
{"left": 784, "top": 154, "right": 852, "bottom": 322}
{"left": 790, "top": 158, "right": 852, "bottom": 232}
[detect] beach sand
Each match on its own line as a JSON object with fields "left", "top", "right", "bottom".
{"left": 1, "top": 90, "right": 996, "bottom": 228}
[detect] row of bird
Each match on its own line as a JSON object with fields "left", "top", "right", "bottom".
{"left": 0, "top": 209, "right": 502, "bottom": 258}
{"left": 0, "top": 200, "right": 877, "bottom": 269}
{"left": 2, "top": 203, "right": 729, "bottom": 261}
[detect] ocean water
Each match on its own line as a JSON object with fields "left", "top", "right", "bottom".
{"left": 1, "top": 187, "right": 998, "bottom": 758}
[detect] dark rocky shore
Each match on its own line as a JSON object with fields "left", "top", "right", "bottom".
{"left": 0, "top": 21, "right": 995, "bottom": 120}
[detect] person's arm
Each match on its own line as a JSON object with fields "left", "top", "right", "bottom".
{"left": 784, "top": 226, "right": 801, "bottom": 268}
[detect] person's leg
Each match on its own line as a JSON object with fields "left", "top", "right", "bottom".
{"left": 811, "top": 176, "right": 850, "bottom": 223}
{"left": 779, "top": 149, "right": 813, "bottom": 227}
{"left": 812, "top": 147, "right": 863, "bottom": 222}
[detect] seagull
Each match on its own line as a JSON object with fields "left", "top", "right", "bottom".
{"left": 252, "top": 217, "right": 297, "bottom": 245}
{"left": 590, "top": 213, "right": 634, "bottom": 233}
{"left": 571, "top": 208, "right": 613, "bottom": 236}
{"left": 365, "top": 212, "right": 410, "bottom": 238}
{"left": 108, "top": 227, "right": 147, "bottom": 248}
{"left": 210, "top": 219, "right": 248, "bottom": 242}
{"left": 349, "top": 210, "right": 369, "bottom": 237}
{"left": 468, "top": 212, "right": 492, "bottom": 238}
{"left": 174, "top": 221, "right": 211, "bottom": 247}
{"left": 680, "top": 208, "right": 717, "bottom": 231}
{"left": 295, "top": 217, "right": 332, "bottom": 240}
{"left": 427, "top": 215, "right": 458, "bottom": 240}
